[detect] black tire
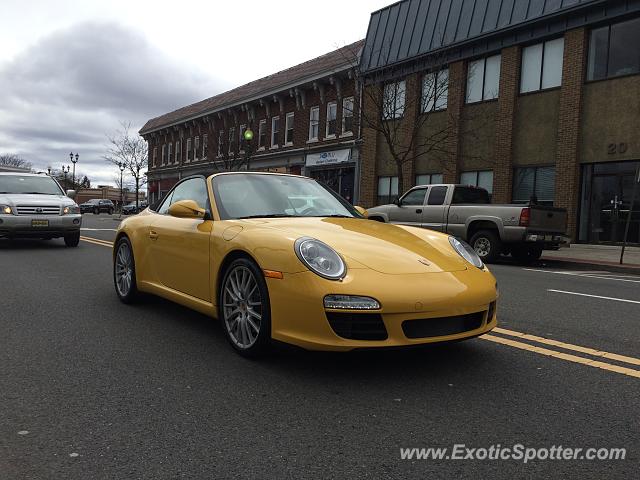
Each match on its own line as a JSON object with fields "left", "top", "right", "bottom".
{"left": 113, "top": 236, "right": 139, "bottom": 304}
{"left": 93, "top": 207, "right": 99, "bottom": 215}
{"left": 219, "top": 258, "right": 271, "bottom": 357}
{"left": 108, "top": 208, "right": 114, "bottom": 215}
{"left": 64, "top": 231, "right": 80, "bottom": 247}
{"left": 511, "top": 245, "right": 543, "bottom": 264}
{"left": 469, "top": 229, "right": 502, "bottom": 264}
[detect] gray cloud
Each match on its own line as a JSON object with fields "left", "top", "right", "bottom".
{"left": 0, "top": 21, "right": 225, "bottom": 185}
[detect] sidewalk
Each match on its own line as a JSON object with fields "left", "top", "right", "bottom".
{"left": 541, "top": 243, "right": 640, "bottom": 273}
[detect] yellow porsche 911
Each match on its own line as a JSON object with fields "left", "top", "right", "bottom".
{"left": 113, "top": 172, "right": 497, "bottom": 356}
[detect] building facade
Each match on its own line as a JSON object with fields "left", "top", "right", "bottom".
{"left": 140, "top": 41, "right": 363, "bottom": 205}
{"left": 359, "top": 0, "right": 640, "bottom": 244}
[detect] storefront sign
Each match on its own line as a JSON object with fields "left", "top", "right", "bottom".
{"left": 306, "top": 149, "right": 351, "bottom": 167}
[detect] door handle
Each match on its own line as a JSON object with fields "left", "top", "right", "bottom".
{"left": 149, "top": 230, "right": 158, "bottom": 240}
{"left": 416, "top": 209, "right": 423, "bottom": 214}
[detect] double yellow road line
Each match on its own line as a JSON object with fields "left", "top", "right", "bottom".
{"left": 79, "top": 235, "right": 639, "bottom": 378}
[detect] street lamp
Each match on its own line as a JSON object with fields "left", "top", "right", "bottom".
{"left": 119, "top": 162, "right": 125, "bottom": 213}
{"left": 61, "top": 165, "right": 70, "bottom": 191}
{"left": 70, "top": 152, "right": 79, "bottom": 189}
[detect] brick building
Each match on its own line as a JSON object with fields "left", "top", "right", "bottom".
{"left": 359, "top": 0, "right": 640, "bottom": 244}
{"left": 140, "top": 41, "right": 363, "bottom": 205}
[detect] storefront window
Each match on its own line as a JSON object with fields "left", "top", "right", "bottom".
{"left": 512, "top": 166, "right": 555, "bottom": 205}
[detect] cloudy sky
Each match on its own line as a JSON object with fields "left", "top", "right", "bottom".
{"left": 0, "top": 0, "right": 389, "bottom": 186}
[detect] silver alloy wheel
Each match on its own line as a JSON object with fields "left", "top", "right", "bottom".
{"left": 222, "top": 266, "right": 262, "bottom": 349}
{"left": 473, "top": 237, "right": 491, "bottom": 258}
{"left": 115, "top": 243, "right": 133, "bottom": 297}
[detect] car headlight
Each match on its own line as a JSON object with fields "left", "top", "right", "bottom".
{"left": 63, "top": 205, "right": 80, "bottom": 215}
{"left": 295, "top": 237, "right": 346, "bottom": 280}
{"left": 449, "top": 236, "right": 484, "bottom": 269}
{"left": 1, "top": 205, "right": 13, "bottom": 215}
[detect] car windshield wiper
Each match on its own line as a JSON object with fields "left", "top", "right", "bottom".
{"left": 236, "top": 214, "right": 298, "bottom": 219}
{"left": 310, "top": 214, "right": 353, "bottom": 218}
{"left": 20, "top": 192, "right": 57, "bottom": 195}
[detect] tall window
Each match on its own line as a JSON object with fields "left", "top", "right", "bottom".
{"left": 271, "top": 116, "right": 280, "bottom": 148}
{"left": 326, "top": 102, "right": 337, "bottom": 137}
{"left": 258, "top": 120, "right": 266, "bottom": 149}
{"left": 186, "top": 138, "right": 192, "bottom": 162}
{"left": 460, "top": 170, "right": 493, "bottom": 195}
{"left": 383, "top": 81, "right": 406, "bottom": 119}
{"left": 175, "top": 141, "right": 181, "bottom": 164}
{"left": 194, "top": 136, "right": 200, "bottom": 160}
{"left": 377, "top": 176, "right": 399, "bottom": 205}
{"left": 416, "top": 173, "right": 443, "bottom": 185}
{"left": 285, "top": 113, "right": 294, "bottom": 145}
{"left": 521, "top": 38, "right": 564, "bottom": 93}
{"left": 202, "top": 134, "right": 208, "bottom": 159}
{"left": 168, "top": 143, "right": 173, "bottom": 164}
{"left": 342, "top": 97, "right": 354, "bottom": 134}
{"left": 217, "top": 131, "right": 224, "bottom": 157}
{"left": 239, "top": 125, "right": 247, "bottom": 152}
{"left": 228, "top": 128, "right": 236, "bottom": 154}
{"left": 153, "top": 147, "right": 157, "bottom": 167}
{"left": 587, "top": 17, "right": 640, "bottom": 80}
{"left": 466, "top": 55, "right": 501, "bottom": 103}
{"left": 309, "top": 106, "right": 319, "bottom": 141}
{"left": 422, "top": 68, "right": 449, "bottom": 112}
{"left": 513, "top": 166, "right": 555, "bottom": 206}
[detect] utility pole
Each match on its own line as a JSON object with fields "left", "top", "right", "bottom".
{"left": 620, "top": 166, "right": 640, "bottom": 264}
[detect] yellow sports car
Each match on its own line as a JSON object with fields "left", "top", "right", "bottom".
{"left": 113, "top": 172, "right": 497, "bottom": 356}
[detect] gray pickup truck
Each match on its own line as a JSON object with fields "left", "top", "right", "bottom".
{"left": 367, "top": 184, "right": 569, "bottom": 263}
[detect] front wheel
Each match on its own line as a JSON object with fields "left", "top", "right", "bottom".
{"left": 470, "top": 230, "right": 502, "bottom": 264}
{"left": 114, "top": 237, "right": 139, "bottom": 304}
{"left": 108, "top": 208, "right": 114, "bottom": 215}
{"left": 93, "top": 207, "right": 99, "bottom": 215}
{"left": 219, "top": 258, "right": 271, "bottom": 357}
{"left": 64, "top": 231, "right": 80, "bottom": 247}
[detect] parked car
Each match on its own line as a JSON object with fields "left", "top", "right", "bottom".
{"left": 80, "top": 199, "right": 115, "bottom": 215}
{"left": 367, "top": 184, "right": 569, "bottom": 263}
{"left": 113, "top": 173, "right": 497, "bottom": 357}
{"left": 122, "top": 201, "right": 148, "bottom": 215}
{"left": 0, "top": 172, "right": 82, "bottom": 246}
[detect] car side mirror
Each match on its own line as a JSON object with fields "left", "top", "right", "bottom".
{"left": 354, "top": 205, "right": 368, "bottom": 218}
{"left": 393, "top": 197, "right": 401, "bottom": 206}
{"left": 66, "top": 189, "right": 76, "bottom": 199}
{"left": 168, "top": 199, "right": 206, "bottom": 219}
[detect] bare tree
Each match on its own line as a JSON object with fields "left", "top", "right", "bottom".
{"left": 48, "top": 167, "right": 91, "bottom": 191}
{"left": 0, "top": 154, "right": 32, "bottom": 170}
{"left": 212, "top": 126, "right": 255, "bottom": 172}
{"left": 104, "top": 121, "right": 147, "bottom": 209}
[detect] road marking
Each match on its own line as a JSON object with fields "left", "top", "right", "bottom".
{"left": 80, "top": 236, "right": 113, "bottom": 248}
{"left": 494, "top": 327, "right": 640, "bottom": 367}
{"left": 548, "top": 289, "right": 640, "bottom": 304}
{"left": 481, "top": 335, "right": 640, "bottom": 379}
{"left": 524, "top": 268, "right": 640, "bottom": 284}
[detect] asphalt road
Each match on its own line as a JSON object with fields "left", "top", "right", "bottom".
{"left": 1, "top": 213, "right": 639, "bottom": 479}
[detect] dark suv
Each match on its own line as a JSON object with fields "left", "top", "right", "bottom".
{"left": 80, "top": 199, "right": 115, "bottom": 215}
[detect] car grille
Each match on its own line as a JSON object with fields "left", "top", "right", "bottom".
{"left": 326, "top": 312, "right": 388, "bottom": 340}
{"left": 15, "top": 205, "right": 60, "bottom": 215}
{"left": 402, "top": 311, "right": 485, "bottom": 339}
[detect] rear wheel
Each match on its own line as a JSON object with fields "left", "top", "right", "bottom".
{"left": 512, "top": 245, "right": 543, "bottom": 264}
{"left": 64, "top": 231, "right": 80, "bottom": 247}
{"left": 114, "top": 237, "right": 139, "bottom": 303}
{"left": 470, "top": 230, "right": 502, "bottom": 264}
{"left": 219, "top": 258, "right": 271, "bottom": 357}
{"left": 93, "top": 207, "right": 99, "bottom": 215}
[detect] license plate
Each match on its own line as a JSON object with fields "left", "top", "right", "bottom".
{"left": 31, "top": 219, "right": 49, "bottom": 227}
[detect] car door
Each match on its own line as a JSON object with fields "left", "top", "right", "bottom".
{"left": 388, "top": 187, "right": 428, "bottom": 226}
{"left": 420, "top": 185, "right": 448, "bottom": 231}
{"left": 148, "top": 177, "right": 213, "bottom": 301}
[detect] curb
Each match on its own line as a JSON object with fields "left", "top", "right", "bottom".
{"left": 539, "top": 257, "right": 640, "bottom": 275}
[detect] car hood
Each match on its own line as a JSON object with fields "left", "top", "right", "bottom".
{"left": 240, "top": 217, "right": 468, "bottom": 274}
{"left": 0, "top": 193, "right": 75, "bottom": 206}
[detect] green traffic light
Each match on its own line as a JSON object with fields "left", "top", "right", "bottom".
{"left": 244, "top": 129, "right": 254, "bottom": 141}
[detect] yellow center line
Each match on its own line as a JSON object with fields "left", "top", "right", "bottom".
{"left": 493, "top": 327, "right": 640, "bottom": 367}
{"left": 80, "top": 236, "right": 113, "bottom": 247}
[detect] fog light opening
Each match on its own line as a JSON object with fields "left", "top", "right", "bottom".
{"left": 323, "top": 295, "right": 381, "bottom": 310}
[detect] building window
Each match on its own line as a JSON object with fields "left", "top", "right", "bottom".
{"left": 342, "top": 97, "right": 354, "bottom": 134}
{"left": 176, "top": 141, "right": 181, "bottom": 164}
{"left": 217, "top": 131, "right": 224, "bottom": 157}
{"left": 285, "top": 113, "right": 294, "bottom": 145}
{"left": 466, "top": 55, "right": 501, "bottom": 103}
{"left": 382, "top": 81, "right": 406, "bottom": 119}
{"left": 460, "top": 170, "right": 493, "bottom": 195}
{"left": 153, "top": 147, "right": 157, "bottom": 167}
{"left": 309, "top": 106, "right": 319, "bottom": 141}
{"left": 415, "top": 173, "right": 443, "bottom": 185}
{"left": 513, "top": 166, "right": 555, "bottom": 206}
{"left": 202, "top": 134, "right": 208, "bottom": 159}
{"left": 239, "top": 125, "right": 247, "bottom": 152}
{"left": 186, "top": 138, "right": 192, "bottom": 162}
{"left": 271, "top": 116, "right": 280, "bottom": 148}
{"left": 326, "top": 102, "right": 337, "bottom": 137}
{"left": 193, "top": 136, "right": 199, "bottom": 160}
{"left": 422, "top": 68, "right": 448, "bottom": 112}
{"left": 520, "top": 38, "right": 564, "bottom": 93}
{"left": 377, "top": 176, "right": 399, "bottom": 205}
{"left": 168, "top": 143, "right": 173, "bottom": 164}
{"left": 587, "top": 17, "right": 640, "bottom": 81}
{"left": 228, "top": 127, "right": 236, "bottom": 154}
{"left": 258, "top": 120, "right": 266, "bottom": 149}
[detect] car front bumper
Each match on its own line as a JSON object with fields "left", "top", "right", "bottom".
{"left": 0, "top": 214, "right": 82, "bottom": 238}
{"left": 266, "top": 266, "right": 497, "bottom": 351}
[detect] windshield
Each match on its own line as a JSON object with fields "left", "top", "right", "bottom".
{"left": 0, "top": 175, "right": 64, "bottom": 195}
{"left": 212, "top": 174, "right": 359, "bottom": 220}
